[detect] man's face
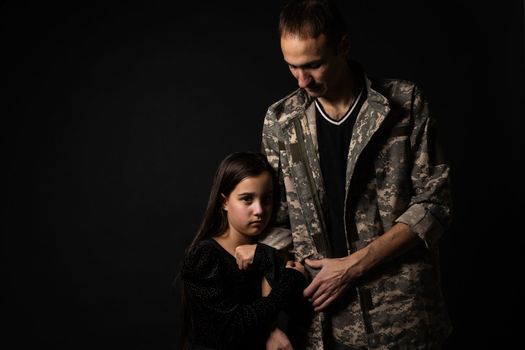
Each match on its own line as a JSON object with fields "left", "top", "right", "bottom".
{"left": 280, "top": 33, "right": 346, "bottom": 98}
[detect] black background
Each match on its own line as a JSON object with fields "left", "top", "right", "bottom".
{"left": 2, "top": 1, "right": 524, "bottom": 349}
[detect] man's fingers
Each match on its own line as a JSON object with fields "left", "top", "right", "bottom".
{"left": 311, "top": 281, "right": 329, "bottom": 302}
{"left": 303, "top": 277, "right": 320, "bottom": 298}
{"left": 305, "top": 258, "right": 323, "bottom": 269}
{"left": 311, "top": 289, "right": 330, "bottom": 308}
{"left": 314, "top": 294, "right": 338, "bottom": 312}
{"left": 311, "top": 281, "right": 340, "bottom": 306}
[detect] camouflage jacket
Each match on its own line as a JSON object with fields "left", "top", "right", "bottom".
{"left": 260, "top": 74, "right": 452, "bottom": 349}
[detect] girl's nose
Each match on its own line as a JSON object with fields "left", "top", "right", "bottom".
{"left": 252, "top": 201, "right": 263, "bottom": 216}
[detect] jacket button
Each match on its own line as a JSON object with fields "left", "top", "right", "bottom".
{"left": 367, "top": 334, "right": 379, "bottom": 348}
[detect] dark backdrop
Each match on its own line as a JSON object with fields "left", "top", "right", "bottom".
{"left": 3, "top": 1, "right": 524, "bottom": 349}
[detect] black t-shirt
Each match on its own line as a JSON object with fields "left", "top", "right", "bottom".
{"left": 315, "top": 87, "right": 366, "bottom": 258}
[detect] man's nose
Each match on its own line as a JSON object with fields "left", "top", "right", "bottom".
{"left": 297, "top": 70, "right": 312, "bottom": 88}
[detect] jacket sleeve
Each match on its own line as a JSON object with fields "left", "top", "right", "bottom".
{"left": 395, "top": 85, "right": 452, "bottom": 248}
{"left": 182, "top": 242, "right": 305, "bottom": 345}
{"left": 258, "top": 107, "right": 293, "bottom": 251}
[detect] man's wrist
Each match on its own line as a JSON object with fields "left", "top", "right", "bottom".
{"left": 346, "top": 245, "right": 373, "bottom": 278}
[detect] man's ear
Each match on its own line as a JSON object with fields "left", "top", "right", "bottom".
{"left": 220, "top": 194, "right": 228, "bottom": 211}
{"left": 337, "top": 34, "right": 351, "bottom": 56}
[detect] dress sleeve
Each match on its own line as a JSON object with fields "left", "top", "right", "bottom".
{"left": 252, "top": 242, "right": 313, "bottom": 340}
{"left": 252, "top": 243, "right": 289, "bottom": 288}
{"left": 182, "top": 241, "right": 306, "bottom": 346}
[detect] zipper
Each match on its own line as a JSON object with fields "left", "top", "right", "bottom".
{"left": 292, "top": 118, "right": 331, "bottom": 257}
{"left": 343, "top": 140, "right": 376, "bottom": 340}
{"left": 294, "top": 116, "right": 375, "bottom": 344}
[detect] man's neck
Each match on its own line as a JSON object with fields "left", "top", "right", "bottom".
{"left": 317, "top": 65, "right": 361, "bottom": 121}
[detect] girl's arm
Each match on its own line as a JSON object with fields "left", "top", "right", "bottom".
{"left": 182, "top": 241, "right": 306, "bottom": 347}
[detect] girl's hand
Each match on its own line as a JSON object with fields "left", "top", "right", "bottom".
{"left": 266, "top": 327, "right": 293, "bottom": 350}
{"left": 286, "top": 260, "right": 307, "bottom": 279}
{"left": 235, "top": 244, "right": 257, "bottom": 270}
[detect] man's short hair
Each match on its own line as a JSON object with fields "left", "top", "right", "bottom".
{"left": 279, "top": 0, "right": 347, "bottom": 47}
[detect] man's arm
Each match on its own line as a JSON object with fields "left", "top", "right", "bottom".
{"left": 394, "top": 85, "right": 452, "bottom": 248}
{"left": 259, "top": 108, "right": 293, "bottom": 251}
{"left": 303, "top": 222, "right": 420, "bottom": 311}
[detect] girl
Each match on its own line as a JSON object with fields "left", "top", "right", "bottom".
{"left": 180, "top": 152, "right": 307, "bottom": 350}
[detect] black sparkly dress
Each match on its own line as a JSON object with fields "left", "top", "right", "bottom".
{"left": 181, "top": 239, "right": 308, "bottom": 350}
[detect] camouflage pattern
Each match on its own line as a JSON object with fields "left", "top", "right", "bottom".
{"left": 259, "top": 74, "right": 452, "bottom": 349}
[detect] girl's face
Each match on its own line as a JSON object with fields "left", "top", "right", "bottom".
{"left": 222, "top": 171, "right": 273, "bottom": 242}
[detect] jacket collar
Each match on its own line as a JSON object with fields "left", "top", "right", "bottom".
{"left": 343, "top": 74, "right": 391, "bottom": 191}
{"left": 276, "top": 64, "right": 391, "bottom": 154}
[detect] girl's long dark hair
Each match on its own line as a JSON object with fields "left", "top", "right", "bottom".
{"left": 179, "top": 151, "right": 277, "bottom": 349}
{"left": 189, "top": 151, "right": 276, "bottom": 250}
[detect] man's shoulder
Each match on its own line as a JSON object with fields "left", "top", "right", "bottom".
{"left": 368, "top": 77, "right": 425, "bottom": 109}
{"left": 370, "top": 77, "right": 419, "bottom": 98}
{"left": 266, "top": 89, "right": 311, "bottom": 121}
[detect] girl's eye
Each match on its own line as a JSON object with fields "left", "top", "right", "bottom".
{"left": 241, "top": 196, "right": 253, "bottom": 203}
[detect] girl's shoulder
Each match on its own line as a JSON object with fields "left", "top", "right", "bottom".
{"left": 184, "top": 239, "right": 221, "bottom": 262}
{"left": 181, "top": 239, "right": 226, "bottom": 280}
{"left": 189, "top": 238, "right": 219, "bottom": 253}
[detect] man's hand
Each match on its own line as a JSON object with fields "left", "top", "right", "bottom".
{"left": 234, "top": 244, "right": 257, "bottom": 270}
{"left": 303, "top": 253, "right": 365, "bottom": 312}
{"left": 266, "top": 328, "right": 293, "bottom": 350}
{"left": 303, "top": 223, "right": 422, "bottom": 311}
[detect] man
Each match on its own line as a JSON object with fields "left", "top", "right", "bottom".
{"left": 260, "top": 0, "right": 452, "bottom": 349}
